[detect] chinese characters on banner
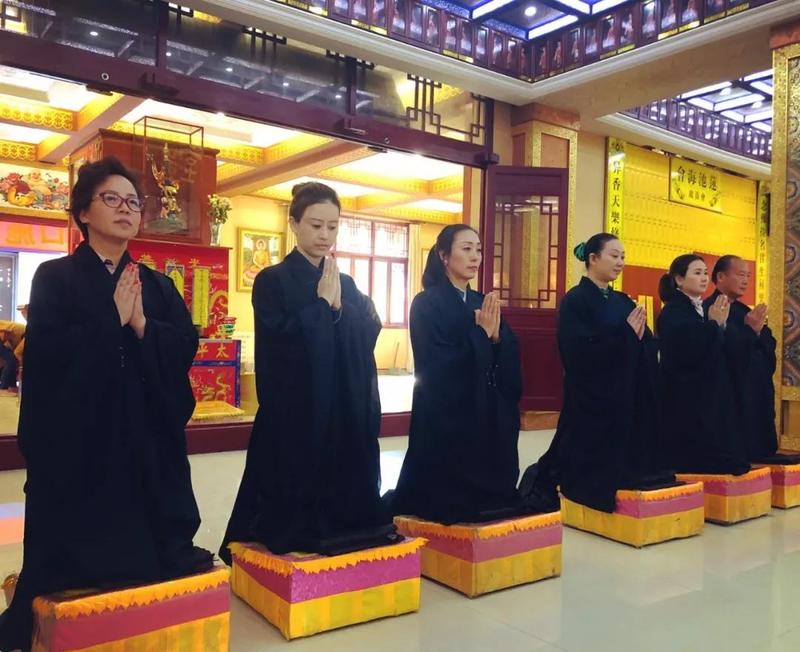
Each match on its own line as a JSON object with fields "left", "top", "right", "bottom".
{"left": 756, "top": 182, "right": 769, "bottom": 306}
{"left": 669, "top": 158, "right": 722, "bottom": 212}
{"left": 126, "top": 240, "right": 228, "bottom": 337}
{"left": 605, "top": 137, "right": 625, "bottom": 289}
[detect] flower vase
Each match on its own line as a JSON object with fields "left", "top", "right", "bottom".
{"left": 210, "top": 222, "right": 222, "bottom": 246}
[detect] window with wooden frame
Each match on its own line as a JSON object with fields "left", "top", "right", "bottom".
{"left": 335, "top": 216, "right": 409, "bottom": 328}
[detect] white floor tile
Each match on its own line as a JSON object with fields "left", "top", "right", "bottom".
{"left": 1, "top": 430, "right": 800, "bottom": 652}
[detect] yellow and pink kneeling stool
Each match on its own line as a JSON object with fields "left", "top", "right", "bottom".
{"left": 561, "top": 482, "right": 705, "bottom": 547}
{"left": 394, "top": 512, "right": 562, "bottom": 597}
{"left": 32, "top": 567, "right": 230, "bottom": 651}
{"left": 676, "top": 467, "right": 772, "bottom": 524}
{"left": 229, "top": 538, "right": 425, "bottom": 640}
{"left": 755, "top": 463, "right": 800, "bottom": 509}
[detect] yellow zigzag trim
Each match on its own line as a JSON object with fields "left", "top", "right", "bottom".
{"left": 760, "top": 463, "right": 800, "bottom": 474}
{"left": 617, "top": 482, "right": 704, "bottom": 503}
{"left": 33, "top": 568, "right": 230, "bottom": 620}
{"left": 394, "top": 512, "right": 561, "bottom": 541}
{"left": 229, "top": 538, "right": 427, "bottom": 576}
{"left": 677, "top": 468, "right": 770, "bottom": 483}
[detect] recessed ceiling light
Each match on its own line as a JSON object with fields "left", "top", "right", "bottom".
{"left": 282, "top": 81, "right": 289, "bottom": 87}
{"left": 166, "top": 51, "right": 173, "bottom": 57}
{"left": 524, "top": 6, "right": 537, "bottom": 16}
{"left": 335, "top": 93, "right": 342, "bottom": 99}
{"left": 225, "top": 66, "right": 233, "bottom": 72}
{"left": 89, "top": 30, "right": 99, "bottom": 37}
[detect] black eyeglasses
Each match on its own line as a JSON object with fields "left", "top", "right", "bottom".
{"left": 93, "top": 191, "right": 144, "bottom": 213}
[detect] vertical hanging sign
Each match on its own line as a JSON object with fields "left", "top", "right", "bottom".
{"left": 192, "top": 266, "right": 210, "bottom": 328}
{"left": 605, "top": 137, "right": 625, "bottom": 290}
{"left": 756, "top": 182, "right": 770, "bottom": 306}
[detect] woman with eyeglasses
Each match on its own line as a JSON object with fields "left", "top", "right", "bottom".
{"left": 0, "top": 156, "right": 213, "bottom": 650}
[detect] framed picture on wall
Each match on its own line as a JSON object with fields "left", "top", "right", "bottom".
{"left": 237, "top": 228, "right": 283, "bottom": 291}
{"left": 642, "top": 1, "right": 658, "bottom": 39}
{"left": 585, "top": 23, "right": 599, "bottom": 58}
{"left": 566, "top": 28, "right": 581, "bottom": 66}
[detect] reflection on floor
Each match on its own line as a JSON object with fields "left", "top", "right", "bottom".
{"left": 2, "top": 431, "right": 800, "bottom": 651}
{"left": 377, "top": 373, "right": 414, "bottom": 413}
{"left": 0, "top": 395, "right": 18, "bottom": 437}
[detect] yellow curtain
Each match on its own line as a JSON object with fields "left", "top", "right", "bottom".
{"left": 406, "top": 223, "right": 422, "bottom": 373}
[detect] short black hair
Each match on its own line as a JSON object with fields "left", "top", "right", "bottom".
{"left": 289, "top": 182, "right": 341, "bottom": 222}
{"left": 711, "top": 255, "right": 742, "bottom": 285}
{"left": 70, "top": 156, "right": 142, "bottom": 240}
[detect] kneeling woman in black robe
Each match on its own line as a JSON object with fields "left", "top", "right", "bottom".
{"left": 522, "top": 233, "right": 673, "bottom": 514}
{"left": 0, "top": 157, "right": 212, "bottom": 651}
{"left": 657, "top": 254, "right": 749, "bottom": 475}
{"left": 388, "top": 224, "right": 531, "bottom": 524}
{"left": 220, "top": 182, "right": 395, "bottom": 559}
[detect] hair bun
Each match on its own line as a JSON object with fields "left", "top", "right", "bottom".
{"left": 573, "top": 242, "right": 587, "bottom": 262}
{"left": 291, "top": 182, "right": 313, "bottom": 198}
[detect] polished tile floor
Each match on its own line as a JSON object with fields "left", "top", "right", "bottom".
{"left": 2, "top": 430, "right": 800, "bottom": 651}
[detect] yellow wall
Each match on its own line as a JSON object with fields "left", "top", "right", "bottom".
{"left": 572, "top": 131, "right": 607, "bottom": 284}
{"left": 493, "top": 101, "right": 514, "bottom": 166}
{"left": 221, "top": 195, "right": 450, "bottom": 371}
{"left": 619, "top": 143, "right": 757, "bottom": 269}
{"left": 220, "top": 195, "right": 287, "bottom": 332}
{"left": 374, "top": 222, "right": 442, "bottom": 370}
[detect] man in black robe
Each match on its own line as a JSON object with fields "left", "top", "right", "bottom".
{"left": 0, "top": 157, "right": 211, "bottom": 651}
{"left": 220, "top": 250, "right": 396, "bottom": 559}
{"left": 705, "top": 255, "right": 790, "bottom": 463}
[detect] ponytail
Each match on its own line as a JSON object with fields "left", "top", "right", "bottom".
{"left": 660, "top": 253, "right": 704, "bottom": 303}
{"left": 421, "top": 247, "right": 448, "bottom": 289}
{"left": 658, "top": 274, "right": 678, "bottom": 303}
{"left": 421, "top": 224, "right": 478, "bottom": 290}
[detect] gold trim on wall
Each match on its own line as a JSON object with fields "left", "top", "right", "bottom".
{"left": 0, "top": 140, "right": 37, "bottom": 162}
{"left": 529, "top": 123, "right": 578, "bottom": 286}
{"left": 771, "top": 41, "right": 800, "bottom": 447}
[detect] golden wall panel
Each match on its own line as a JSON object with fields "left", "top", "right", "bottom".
{"left": 613, "top": 142, "right": 757, "bottom": 270}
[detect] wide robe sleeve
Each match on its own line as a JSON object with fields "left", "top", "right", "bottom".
{"left": 137, "top": 272, "right": 199, "bottom": 430}
{"left": 408, "top": 289, "right": 521, "bottom": 491}
{"left": 557, "top": 290, "right": 641, "bottom": 407}
{"left": 658, "top": 304, "right": 724, "bottom": 375}
{"left": 410, "top": 291, "right": 496, "bottom": 389}
{"left": 18, "top": 262, "right": 124, "bottom": 482}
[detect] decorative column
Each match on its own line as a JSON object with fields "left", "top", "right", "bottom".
{"left": 770, "top": 19, "right": 800, "bottom": 449}
{"left": 510, "top": 104, "right": 579, "bottom": 291}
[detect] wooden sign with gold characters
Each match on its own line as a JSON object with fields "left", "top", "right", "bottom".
{"left": 669, "top": 159, "right": 722, "bottom": 212}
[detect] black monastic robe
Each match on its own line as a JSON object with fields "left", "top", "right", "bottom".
{"left": 0, "top": 242, "right": 211, "bottom": 650}
{"left": 531, "top": 277, "right": 671, "bottom": 513}
{"left": 220, "top": 250, "right": 394, "bottom": 559}
{"left": 703, "top": 290, "right": 780, "bottom": 462}
{"left": 657, "top": 291, "right": 750, "bottom": 475}
{"left": 389, "top": 283, "right": 525, "bottom": 524}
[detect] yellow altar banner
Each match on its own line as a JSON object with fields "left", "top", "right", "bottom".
{"left": 605, "top": 138, "right": 625, "bottom": 289}
{"left": 669, "top": 159, "right": 722, "bottom": 212}
{"left": 192, "top": 266, "right": 210, "bottom": 328}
